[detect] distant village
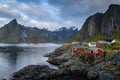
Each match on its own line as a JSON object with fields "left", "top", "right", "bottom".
{"left": 64, "top": 39, "right": 120, "bottom": 63}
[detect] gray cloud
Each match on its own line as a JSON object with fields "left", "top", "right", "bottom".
{"left": 0, "top": 0, "right": 120, "bottom": 30}
{"left": 0, "top": 3, "right": 21, "bottom": 18}
{"left": 18, "top": 3, "right": 60, "bottom": 21}
{"left": 5, "top": 1, "right": 61, "bottom": 22}
{"left": 48, "top": 0, "right": 120, "bottom": 20}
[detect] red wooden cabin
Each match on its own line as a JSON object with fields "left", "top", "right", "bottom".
{"left": 89, "top": 48, "right": 103, "bottom": 55}
{"left": 71, "top": 47, "right": 85, "bottom": 54}
{"left": 71, "top": 47, "right": 103, "bottom": 56}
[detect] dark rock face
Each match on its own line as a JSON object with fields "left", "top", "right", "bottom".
{"left": 98, "top": 71, "right": 117, "bottom": 80}
{"left": 44, "top": 47, "right": 66, "bottom": 57}
{"left": 45, "top": 47, "right": 68, "bottom": 66}
{"left": 87, "top": 70, "right": 99, "bottom": 79}
{"left": 47, "top": 57, "right": 68, "bottom": 66}
{"left": 77, "top": 13, "right": 103, "bottom": 40}
{"left": 101, "top": 4, "right": 120, "bottom": 36}
{"left": 11, "top": 65, "right": 56, "bottom": 80}
{"left": 76, "top": 4, "right": 120, "bottom": 41}
{"left": 11, "top": 65, "right": 88, "bottom": 80}
{"left": 0, "top": 19, "right": 78, "bottom": 43}
{"left": 110, "top": 52, "right": 120, "bottom": 66}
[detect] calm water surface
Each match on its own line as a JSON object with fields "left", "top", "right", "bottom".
{"left": 0, "top": 43, "right": 62, "bottom": 79}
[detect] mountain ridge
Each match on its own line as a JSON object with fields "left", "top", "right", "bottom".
{"left": 0, "top": 19, "right": 78, "bottom": 43}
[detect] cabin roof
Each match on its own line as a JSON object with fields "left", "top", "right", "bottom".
{"left": 72, "top": 46, "right": 83, "bottom": 48}
{"left": 104, "top": 39, "right": 114, "bottom": 42}
{"left": 89, "top": 42, "right": 96, "bottom": 45}
{"left": 89, "top": 47, "right": 103, "bottom": 51}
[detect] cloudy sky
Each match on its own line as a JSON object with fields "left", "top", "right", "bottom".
{"left": 0, "top": 0, "right": 120, "bottom": 30}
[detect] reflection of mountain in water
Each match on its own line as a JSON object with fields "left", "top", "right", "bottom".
{"left": 0, "top": 46, "right": 23, "bottom": 53}
{"left": 0, "top": 46, "right": 24, "bottom": 66}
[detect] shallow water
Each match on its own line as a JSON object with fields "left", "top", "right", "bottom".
{"left": 0, "top": 43, "right": 62, "bottom": 79}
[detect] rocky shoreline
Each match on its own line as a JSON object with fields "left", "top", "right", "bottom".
{"left": 11, "top": 45, "right": 120, "bottom": 80}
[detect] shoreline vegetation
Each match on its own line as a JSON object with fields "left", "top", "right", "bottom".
{"left": 11, "top": 43, "right": 120, "bottom": 80}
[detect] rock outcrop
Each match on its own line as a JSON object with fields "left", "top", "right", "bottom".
{"left": 11, "top": 65, "right": 88, "bottom": 80}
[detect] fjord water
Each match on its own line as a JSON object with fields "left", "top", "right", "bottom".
{"left": 0, "top": 43, "right": 62, "bottom": 79}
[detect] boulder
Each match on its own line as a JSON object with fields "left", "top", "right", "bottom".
{"left": 87, "top": 70, "right": 99, "bottom": 79}
{"left": 47, "top": 57, "right": 68, "bottom": 66}
{"left": 44, "top": 47, "right": 65, "bottom": 57}
{"left": 110, "top": 52, "right": 120, "bottom": 66}
{"left": 11, "top": 65, "right": 88, "bottom": 80}
{"left": 99, "top": 71, "right": 117, "bottom": 80}
{"left": 11, "top": 65, "right": 56, "bottom": 80}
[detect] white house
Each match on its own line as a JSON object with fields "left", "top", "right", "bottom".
{"left": 111, "top": 39, "right": 116, "bottom": 43}
{"left": 72, "top": 42, "right": 79, "bottom": 45}
{"left": 88, "top": 42, "right": 96, "bottom": 47}
{"left": 97, "top": 39, "right": 116, "bottom": 45}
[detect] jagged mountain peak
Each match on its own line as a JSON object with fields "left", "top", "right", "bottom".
{"left": 8, "top": 19, "right": 18, "bottom": 25}
{"left": 69, "top": 26, "right": 78, "bottom": 30}
{"left": 59, "top": 27, "right": 67, "bottom": 30}
{"left": 4, "top": 18, "right": 19, "bottom": 29}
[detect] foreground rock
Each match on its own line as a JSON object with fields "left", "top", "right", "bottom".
{"left": 44, "top": 47, "right": 66, "bottom": 57}
{"left": 11, "top": 65, "right": 88, "bottom": 80}
{"left": 11, "top": 65, "right": 56, "bottom": 80}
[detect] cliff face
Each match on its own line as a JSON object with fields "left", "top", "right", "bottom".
{"left": 101, "top": 4, "right": 120, "bottom": 35}
{"left": 0, "top": 19, "right": 78, "bottom": 43}
{"left": 76, "top": 4, "right": 120, "bottom": 41}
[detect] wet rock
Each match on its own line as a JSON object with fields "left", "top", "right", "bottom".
{"left": 11, "top": 65, "right": 88, "bottom": 80}
{"left": 47, "top": 48, "right": 70, "bottom": 66}
{"left": 11, "top": 65, "right": 56, "bottom": 80}
{"left": 60, "top": 60, "right": 75, "bottom": 68}
{"left": 69, "top": 62, "right": 89, "bottom": 71}
{"left": 110, "top": 52, "right": 120, "bottom": 66}
{"left": 47, "top": 57, "right": 68, "bottom": 66}
{"left": 99, "top": 71, "right": 117, "bottom": 80}
{"left": 87, "top": 70, "right": 99, "bottom": 79}
{"left": 58, "top": 59, "right": 90, "bottom": 78}
{"left": 44, "top": 47, "right": 65, "bottom": 57}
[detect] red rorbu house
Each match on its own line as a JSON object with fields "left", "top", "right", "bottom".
{"left": 88, "top": 48, "right": 103, "bottom": 55}
{"left": 71, "top": 47, "right": 85, "bottom": 54}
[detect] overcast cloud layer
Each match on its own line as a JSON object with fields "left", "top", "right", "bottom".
{"left": 0, "top": 0, "right": 120, "bottom": 30}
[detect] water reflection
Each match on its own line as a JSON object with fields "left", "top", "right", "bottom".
{"left": 0, "top": 43, "right": 61, "bottom": 79}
